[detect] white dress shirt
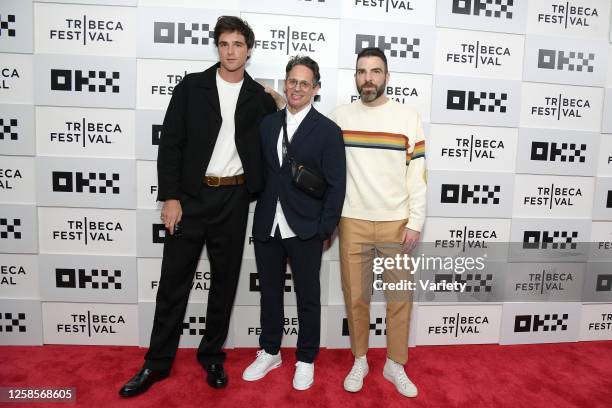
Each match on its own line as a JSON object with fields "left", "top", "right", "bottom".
{"left": 270, "top": 104, "right": 312, "bottom": 239}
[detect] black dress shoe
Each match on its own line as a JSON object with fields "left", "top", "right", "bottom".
{"left": 205, "top": 364, "right": 228, "bottom": 389}
{"left": 118, "top": 367, "right": 170, "bottom": 398}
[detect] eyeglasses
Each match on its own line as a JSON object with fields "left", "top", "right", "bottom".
{"left": 286, "top": 78, "right": 315, "bottom": 90}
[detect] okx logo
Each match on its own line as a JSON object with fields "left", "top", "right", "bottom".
{"left": 452, "top": 0, "right": 514, "bottom": 18}
{"left": 522, "top": 230, "right": 578, "bottom": 249}
{"left": 0, "top": 14, "right": 16, "bottom": 37}
{"left": 441, "top": 184, "right": 501, "bottom": 204}
{"left": 0, "top": 218, "right": 21, "bottom": 239}
{"left": 154, "top": 21, "right": 214, "bottom": 45}
{"left": 151, "top": 124, "right": 162, "bottom": 146}
{"left": 52, "top": 171, "right": 120, "bottom": 194}
{"left": 434, "top": 272, "right": 493, "bottom": 293}
{"left": 355, "top": 34, "right": 420, "bottom": 59}
{"left": 607, "top": 191, "right": 612, "bottom": 208}
{"left": 342, "top": 317, "right": 386, "bottom": 336}
{"left": 0, "top": 118, "right": 18, "bottom": 141}
{"left": 538, "top": 49, "right": 595, "bottom": 72}
{"left": 249, "top": 271, "right": 293, "bottom": 292}
{"left": 596, "top": 274, "right": 612, "bottom": 292}
{"left": 182, "top": 315, "right": 206, "bottom": 336}
{"left": 0, "top": 312, "right": 26, "bottom": 333}
{"left": 51, "top": 69, "right": 120, "bottom": 93}
{"left": 530, "top": 142, "right": 586, "bottom": 163}
{"left": 55, "top": 268, "right": 122, "bottom": 290}
{"left": 447, "top": 90, "right": 507, "bottom": 112}
{"left": 514, "top": 313, "right": 568, "bottom": 332}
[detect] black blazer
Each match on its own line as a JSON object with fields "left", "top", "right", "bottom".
{"left": 253, "top": 107, "right": 346, "bottom": 241}
{"left": 156, "top": 62, "right": 277, "bottom": 201}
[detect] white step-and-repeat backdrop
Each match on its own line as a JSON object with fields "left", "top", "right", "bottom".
{"left": 1, "top": 0, "right": 612, "bottom": 349}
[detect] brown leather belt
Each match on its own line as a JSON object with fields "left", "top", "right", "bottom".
{"left": 204, "top": 174, "right": 245, "bottom": 187}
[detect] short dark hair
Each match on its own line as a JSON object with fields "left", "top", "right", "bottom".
{"left": 285, "top": 55, "right": 321, "bottom": 87}
{"left": 214, "top": 16, "right": 255, "bottom": 49}
{"left": 356, "top": 47, "right": 388, "bottom": 72}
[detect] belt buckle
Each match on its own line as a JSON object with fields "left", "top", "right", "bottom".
{"left": 207, "top": 176, "right": 221, "bottom": 187}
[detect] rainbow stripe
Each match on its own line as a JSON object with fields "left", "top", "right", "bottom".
{"left": 342, "top": 130, "right": 425, "bottom": 164}
{"left": 410, "top": 140, "right": 426, "bottom": 162}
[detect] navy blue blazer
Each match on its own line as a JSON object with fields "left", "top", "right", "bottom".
{"left": 252, "top": 107, "right": 346, "bottom": 241}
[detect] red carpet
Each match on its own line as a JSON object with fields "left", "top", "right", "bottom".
{"left": 1, "top": 342, "right": 611, "bottom": 408}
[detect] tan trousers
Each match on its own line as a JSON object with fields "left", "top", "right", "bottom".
{"left": 339, "top": 217, "right": 413, "bottom": 364}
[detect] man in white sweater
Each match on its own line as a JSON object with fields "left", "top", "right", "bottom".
{"left": 329, "top": 47, "right": 426, "bottom": 398}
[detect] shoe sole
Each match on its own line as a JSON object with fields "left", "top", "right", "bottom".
{"left": 382, "top": 370, "right": 418, "bottom": 398}
{"left": 242, "top": 360, "right": 282, "bottom": 381}
{"left": 292, "top": 378, "right": 313, "bottom": 391}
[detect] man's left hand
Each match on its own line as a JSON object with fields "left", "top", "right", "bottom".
{"left": 401, "top": 228, "right": 420, "bottom": 252}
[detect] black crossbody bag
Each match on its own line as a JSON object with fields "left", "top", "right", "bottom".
{"left": 281, "top": 109, "right": 327, "bottom": 200}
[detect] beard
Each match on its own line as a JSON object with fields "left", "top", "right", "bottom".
{"left": 357, "top": 81, "right": 385, "bottom": 103}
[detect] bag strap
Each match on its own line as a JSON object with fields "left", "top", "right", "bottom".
{"left": 281, "top": 108, "right": 295, "bottom": 164}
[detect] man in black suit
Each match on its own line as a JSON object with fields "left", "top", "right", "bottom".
{"left": 242, "top": 56, "right": 346, "bottom": 390}
{"left": 119, "top": 16, "right": 280, "bottom": 397}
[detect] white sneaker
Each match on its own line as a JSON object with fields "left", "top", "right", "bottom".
{"left": 343, "top": 356, "right": 369, "bottom": 392}
{"left": 383, "top": 358, "right": 418, "bottom": 398}
{"left": 242, "top": 350, "right": 282, "bottom": 381}
{"left": 292, "top": 361, "right": 314, "bottom": 390}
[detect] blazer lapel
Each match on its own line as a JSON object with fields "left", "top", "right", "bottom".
{"left": 197, "top": 63, "right": 221, "bottom": 119}
{"left": 287, "top": 107, "right": 319, "bottom": 154}
{"left": 269, "top": 112, "right": 283, "bottom": 170}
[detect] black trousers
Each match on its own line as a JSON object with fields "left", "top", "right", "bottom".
{"left": 254, "top": 230, "right": 322, "bottom": 363}
{"left": 144, "top": 183, "right": 250, "bottom": 370}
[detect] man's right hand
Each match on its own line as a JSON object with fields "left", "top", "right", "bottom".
{"left": 161, "top": 199, "right": 182, "bottom": 235}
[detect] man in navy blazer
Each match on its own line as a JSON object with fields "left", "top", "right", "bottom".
{"left": 242, "top": 56, "right": 346, "bottom": 390}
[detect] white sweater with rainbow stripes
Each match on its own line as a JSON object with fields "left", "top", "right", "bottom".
{"left": 329, "top": 98, "right": 427, "bottom": 232}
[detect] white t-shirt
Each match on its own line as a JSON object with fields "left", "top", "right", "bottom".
{"left": 206, "top": 71, "right": 244, "bottom": 177}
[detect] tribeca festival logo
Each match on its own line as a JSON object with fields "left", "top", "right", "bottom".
{"left": 441, "top": 183, "right": 501, "bottom": 205}
{"left": 536, "top": 3, "right": 599, "bottom": 29}
{"left": 0, "top": 14, "right": 16, "bottom": 37}
{"left": 1, "top": 66, "right": 20, "bottom": 89}
{"left": 538, "top": 49, "right": 595, "bottom": 73}
{"left": 49, "top": 117, "right": 123, "bottom": 148}
{"left": 353, "top": 0, "right": 414, "bottom": 13}
{"left": 596, "top": 274, "right": 612, "bottom": 292}
{"left": 249, "top": 271, "right": 293, "bottom": 293}
{"left": 56, "top": 311, "right": 126, "bottom": 336}
{"left": 355, "top": 34, "right": 420, "bottom": 60}
{"left": 0, "top": 218, "right": 21, "bottom": 240}
{"left": 1, "top": 263, "right": 27, "bottom": 286}
{"left": 255, "top": 25, "right": 327, "bottom": 54}
{"left": 182, "top": 315, "right": 205, "bottom": 336}
{"left": 342, "top": 317, "right": 386, "bottom": 336}
{"left": 52, "top": 171, "right": 120, "bottom": 194}
{"left": 55, "top": 268, "right": 122, "bottom": 290}
{"left": 452, "top": 0, "right": 514, "bottom": 18}
{"left": 50, "top": 69, "right": 120, "bottom": 93}
{"left": 447, "top": 89, "right": 507, "bottom": 113}
{"left": 0, "top": 167, "right": 21, "bottom": 191}
{"left": 441, "top": 135, "right": 505, "bottom": 161}
{"left": 48, "top": 15, "right": 124, "bottom": 44}
{"left": 529, "top": 94, "right": 591, "bottom": 120}
{"left": 513, "top": 267, "right": 574, "bottom": 295}
{"left": 0, "top": 312, "right": 26, "bottom": 333}
{"left": 587, "top": 313, "right": 612, "bottom": 332}
{"left": 0, "top": 118, "right": 18, "bottom": 141}
{"left": 151, "top": 70, "right": 187, "bottom": 96}
{"left": 248, "top": 317, "right": 298, "bottom": 336}
{"left": 522, "top": 230, "right": 578, "bottom": 250}
{"left": 153, "top": 21, "right": 214, "bottom": 46}
{"left": 434, "top": 226, "right": 499, "bottom": 251}
{"left": 151, "top": 270, "right": 210, "bottom": 291}
{"left": 521, "top": 183, "right": 582, "bottom": 210}
{"left": 51, "top": 216, "right": 122, "bottom": 245}
{"left": 427, "top": 313, "right": 490, "bottom": 336}
{"left": 514, "top": 313, "right": 568, "bottom": 333}
{"left": 446, "top": 41, "right": 511, "bottom": 68}
{"left": 530, "top": 141, "right": 586, "bottom": 164}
